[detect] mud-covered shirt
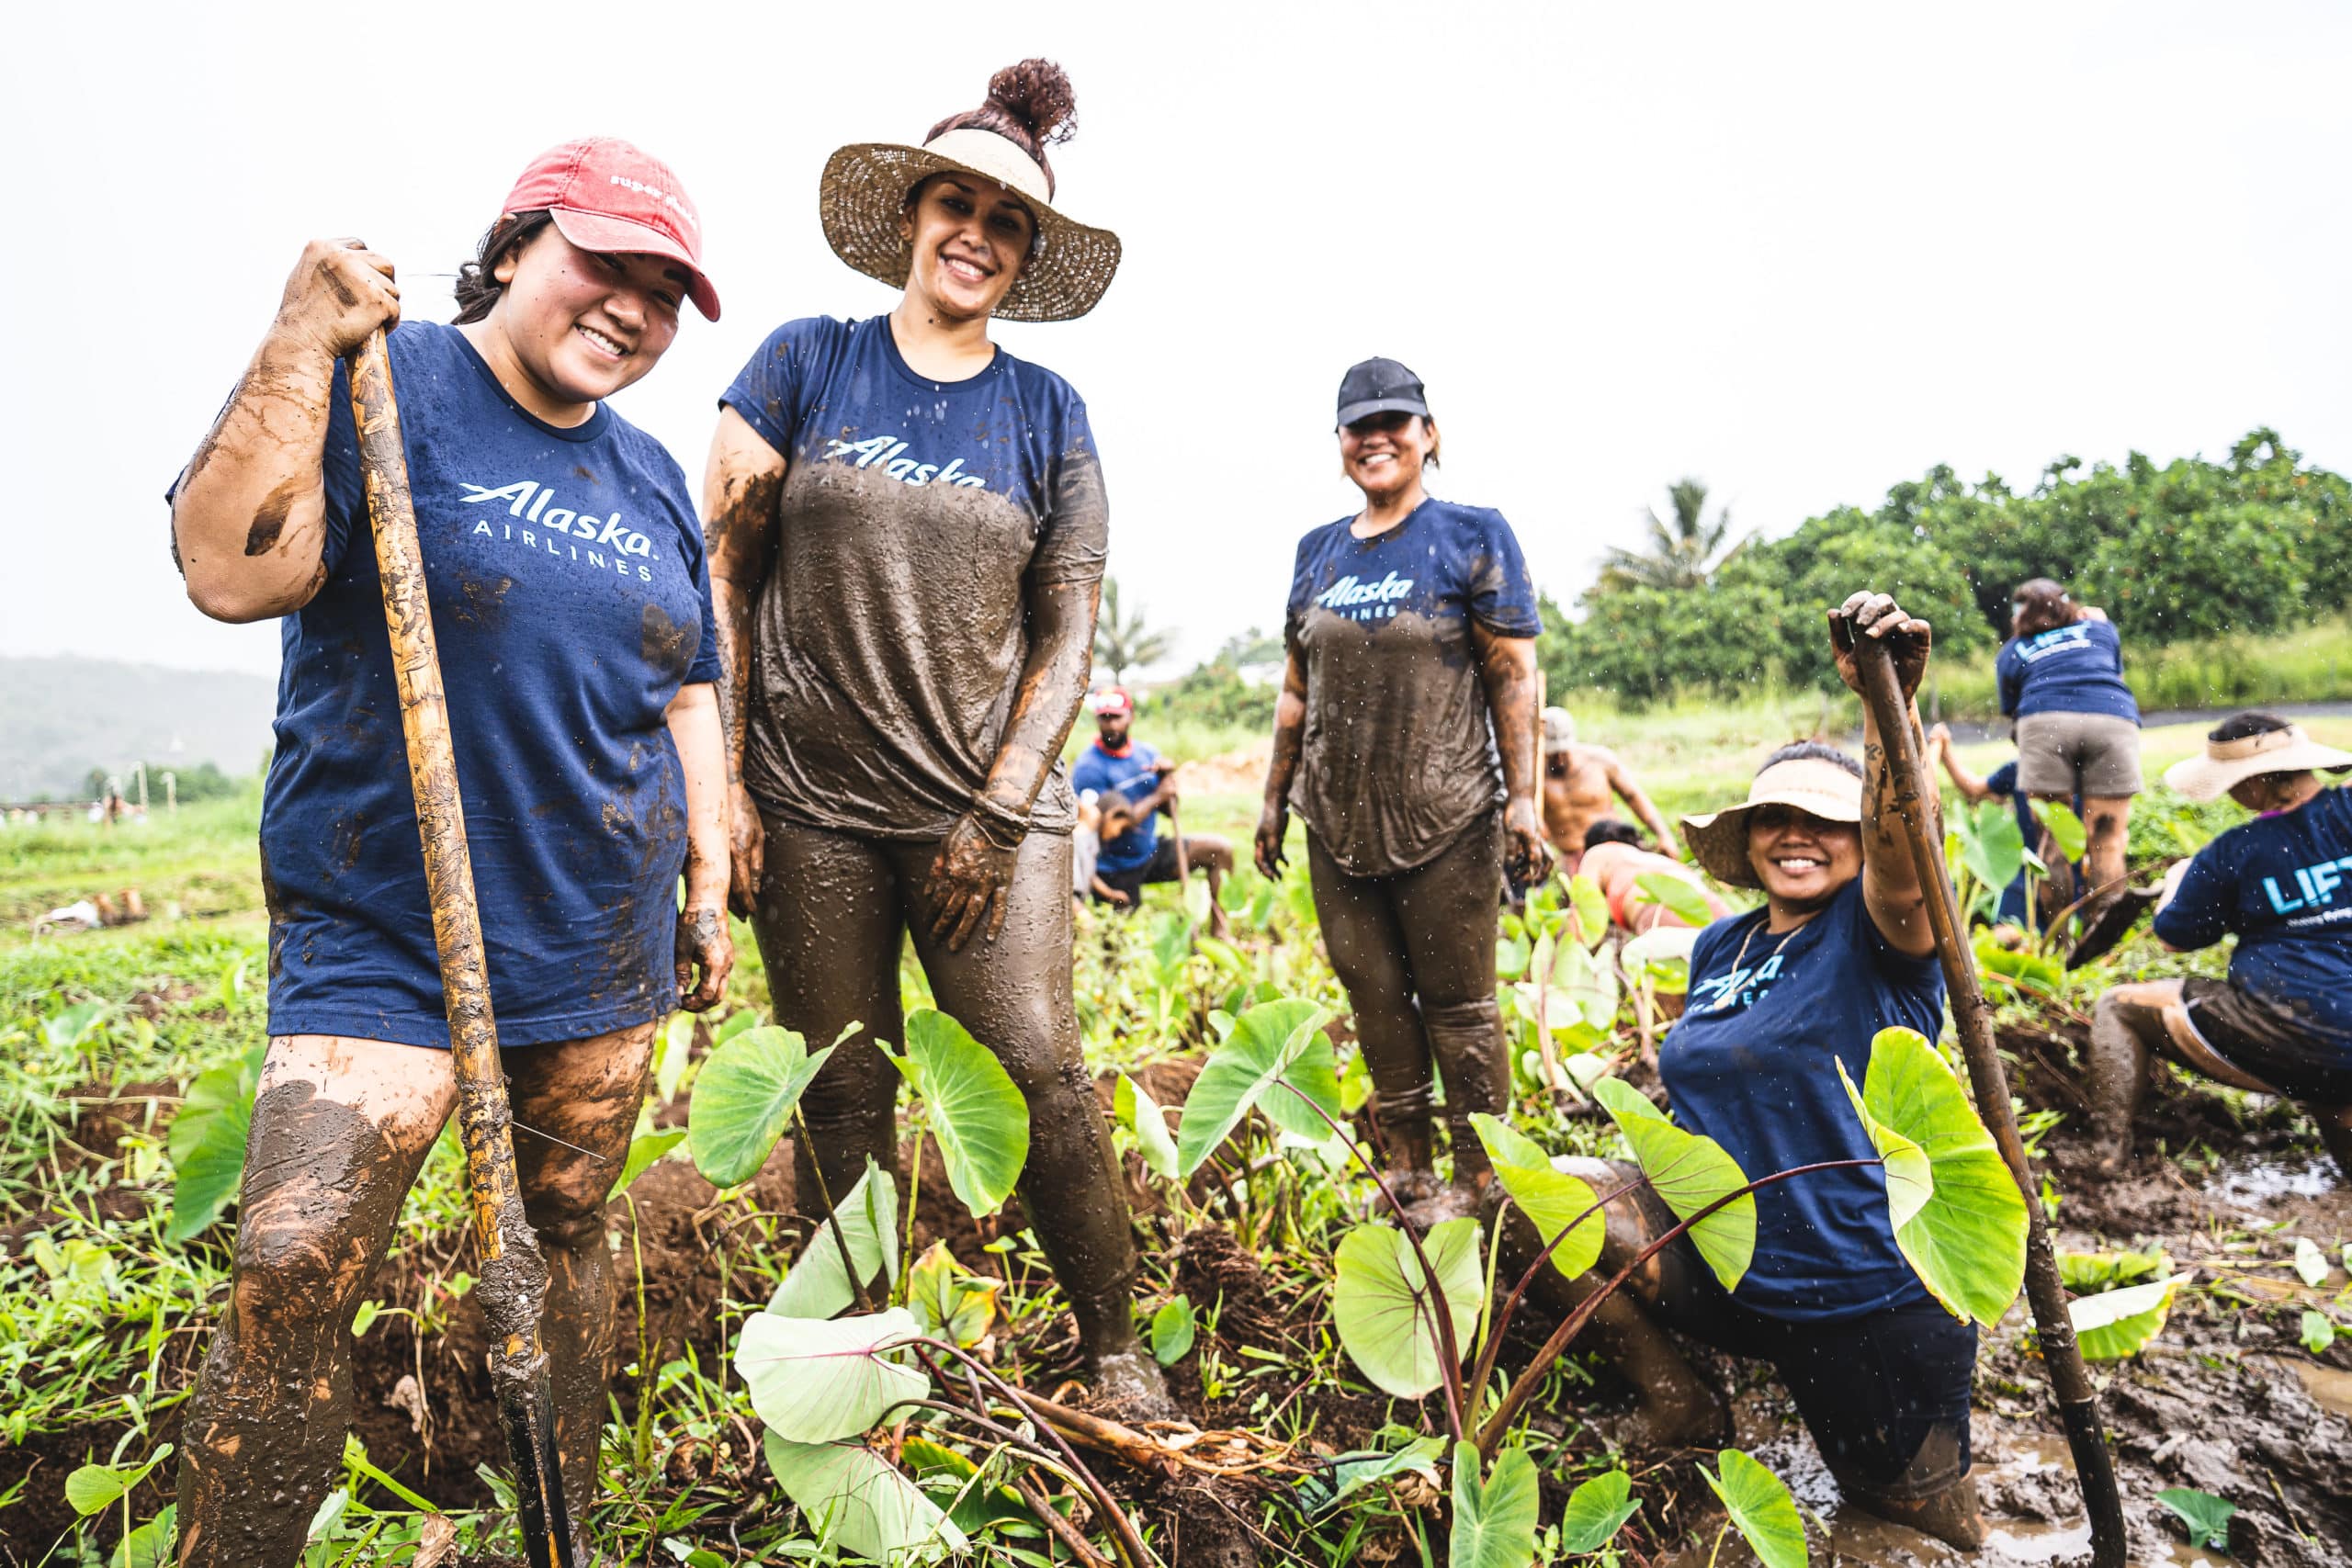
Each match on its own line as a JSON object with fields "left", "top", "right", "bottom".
{"left": 1662, "top": 880, "right": 1947, "bottom": 1321}
{"left": 185, "top": 321, "right": 720, "bottom": 1047}
{"left": 1996, "top": 618, "right": 2139, "bottom": 723}
{"left": 1283, "top": 499, "right": 1540, "bottom": 875}
{"left": 2154, "top": 786, "right": 2352, "bottom": 1043}
{"left": 721, "top": 315, "right": 1106, "bottom": 840}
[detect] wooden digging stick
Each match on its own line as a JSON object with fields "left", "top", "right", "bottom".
{"left": 1848, "top": 626, "right": 2125, "bottom": 1568}
{"left": 350, "top": 329, "right": 577, "bottom": 1568}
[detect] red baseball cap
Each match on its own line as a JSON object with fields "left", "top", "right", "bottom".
{"left": 1092, "top": 687, "right": 1133, "bottom": 716}
{"left": 501, "top": 137, "right": 720, "bottom": 321}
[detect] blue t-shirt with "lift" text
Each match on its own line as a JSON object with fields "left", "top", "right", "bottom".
{"left": 1661, "top": 879, "right": 1947, "bottom": 1321}
{"left": 1996, "top": 618, "right": 2139, "bottom": 724}
{"left": 187, "top": 321, "right": 721, "bottom": 1048}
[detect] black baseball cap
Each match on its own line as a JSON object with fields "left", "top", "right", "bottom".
{"left": 1336, "top": 357, "right": 1430, "bottom": 428}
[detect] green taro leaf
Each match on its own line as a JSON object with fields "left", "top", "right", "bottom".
{"left": 893, "top": 1010, "right": 1029, "bottom": 1218}
{"left": 1566, "top": 873, "right": 1611, "bottom": 949}
{"left": 64, "top": 1444, "right": 171, "bottom": 1516}
{"left": 769, "top": 1157, "right": 899, "bottom": 1321}
{"left": 762, "top": 1430, "right": 967, "bottom": 1562}
{"left": 1558, "top": 1469, "right": 1641, "bottom": 1554}
{"left": 1332, "top": 1218, "right": 1482, "bottom": 1397}
{"left": 1962, "top": 799, "right": 2026, "bottom": 892}
{"left": 1449, "top": 1442, "right": 1540, "bottom": 1568}
{"left": 1592, "top": 1077, "right": 1755, "bottom": 1291}
{"left": 2299, "top": 1310, "right": 2335, "bottom": 1354}
{"left": 2069, "top": 1275, "right": 2182, "bottom": 1360}
{"left": 652, "top": 1010, "right": 696, "bottom": 1104}
{"left": 2057, "top": 1247, "right": 2171, "bottom": 1292}
{"left": 1470, "top": 1113, "right": 1604, "bottom": 1279}
{"left": 1699, "top": 1450, "right": 1806, "bottom": 1568}
{"left": 1839, "top": 1027, "right": 2029, "bottom": 1327}
{"left": 111, "top": 1503, "right": 175, "bottom": 1568}
{"left": 2033, "top": 798, "right": 2088, "bottom": 864}
{"left": 167, "top": 1048, "right": 262, "bottom": 1242}
{"left": 687, "top": 1025, "right": 835, "bottom": 1188}
{"left": 1549, "top": 939, "right": 1621, "bottom": 1032}
{"left": 610, "top": 1127, "right": 685, "bottom": 1199}
{"left": 1632, "top": 871, "right": 1713, "bottom": 928}
{"left": 44, "top": 999, "right": 108, "bottom": 1052}
{"left": 1175, "top": 998, "right": 1339, "bottom": 1177}
{"left": 2156, "top": 1487, "right": 2235, "bottom": 1551}
{"left": 1151, "top": 1295, "right": 1197, "bottom": 1365}
{"left": 734, "top": 1307, "right": 930, "bottom": 1443}
{"left": 1114, "top": 1072, "right": 1181, "bottom": 1182}
{"left": 904, "top": 1241, "right": 1000, "bottom": 1348}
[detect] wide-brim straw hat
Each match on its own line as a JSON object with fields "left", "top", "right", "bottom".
{"left": 820, "top": 128, "right": 1121, "bottom": 323}
{"left": 2162, "top": 724, "right": 2352, "bottom": 802}
{"left": 1680, "top": 757, "right": 1865, "bottom": 890}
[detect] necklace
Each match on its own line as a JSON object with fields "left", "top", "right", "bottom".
{"left": 1726, "top": 917, "right": 1803, "bottom": 978}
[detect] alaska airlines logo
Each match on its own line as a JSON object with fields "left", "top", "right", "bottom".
{"left": 822, "top": 436, "right": 989, "bottom": 489}
{"left": 1692, "top": 951, "right": 1788, "bottom": 1015}
{"left": 1317, "top": 571, "right": 1416, "bottom": 622}
{"left": 462, "top": 479, "right": 660, "bottom": 584}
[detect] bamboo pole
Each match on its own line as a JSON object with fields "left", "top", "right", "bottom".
{"left": 1847, "top": 623, "right": 2124, "bottom": 1568}
{"left": 350, "top": 329, "right": 577, "bottom": 1568}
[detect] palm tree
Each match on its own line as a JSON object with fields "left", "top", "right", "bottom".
{"left": 1093, "top": 577, "right": 1172, "bottom": 684}
{"left": 1598, "top": 478, "right": 1738, "bottom": 592}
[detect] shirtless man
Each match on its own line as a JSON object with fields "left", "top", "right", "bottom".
{"left": 1540, "top": 707, "right": 1681, "bottom": 867}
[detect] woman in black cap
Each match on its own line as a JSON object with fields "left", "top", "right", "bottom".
{"left": 702, "top": 62, "right": 1165, "bottom": 1408}
{"left": 1256, "top": 358, "right": 1549, "bottom": 1216}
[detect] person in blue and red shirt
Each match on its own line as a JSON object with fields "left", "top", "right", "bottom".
{"left": 2085, "top": 712, "right": 2352, "bottom": 1179}
{"left": 1996, "top": 578, "right": 2141, "bottom": 918}
{"left": 1069, "top": 687, "right": 1236, "bottom": 936}
{"left": 166, "top": 138, "right": 729, "bottom": 1563}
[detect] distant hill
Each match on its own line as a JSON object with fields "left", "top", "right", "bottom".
{"left": 0, "top": 657, "right": 277, "bottom": 800}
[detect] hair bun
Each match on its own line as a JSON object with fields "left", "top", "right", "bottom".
{"left": 987, "top": 59, "right": 1077, "bottom": 146}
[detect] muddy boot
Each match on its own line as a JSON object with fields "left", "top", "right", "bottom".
{"left": 1847, "top": 1473, "right": 1985, "bottom": 1552}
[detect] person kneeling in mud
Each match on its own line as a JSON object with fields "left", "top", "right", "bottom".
{"left": 2084, "top": 713, "right": 2352, "bottom": 1179}
{"left": 1515, "top": 592, "right": 1985, "bottom": 1550}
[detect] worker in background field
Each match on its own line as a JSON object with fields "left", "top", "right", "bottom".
{"left": 1996, "top": 578, "right": 2139, "bottom": 919}
{"left": 1575, "top": 818, "right": 1729, "bottom": 934}
{"left": 2083, "top": 713, "right": 2352, "bottom": 1179}
{"left": 1541, "top": 706, "right": 1682, "bottom": 869}
{"left": 1928, "top": 722, "right": 2081, "bottom": 942}
{"left": 1071, "top": 686, "right": 1234, "bottom": 938}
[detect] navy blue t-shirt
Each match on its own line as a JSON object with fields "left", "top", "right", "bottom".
{"left": 1662, "top": 879, "right": 1947, "bottom": 1320}
{"left": 718, "top": 316, "right": 1106, "bottom": 839}
{"left": 190, "top": 322, "right": 720, "bottom": 1047}
{"left": 1070, "top": 739, "right": 1163, "bottom": 874}
{"left": 1996, "top": 618, "right": 2139, "bottom": 723}
{"left": 1283, "top": 499, "right": 1542, "bottom": 874}
{"left": 2154, "top": 786, "right": 2352, "bottom": 1043}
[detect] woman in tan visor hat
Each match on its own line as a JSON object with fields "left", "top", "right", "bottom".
{"left": 2084, "top": 712, "right": 2352, "bottom": 1179}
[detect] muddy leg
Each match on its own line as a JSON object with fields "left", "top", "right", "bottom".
{"left": 907, "top": 834, "right": 1161, "bottom": 1403}
{"left": 1305, "top": 831, "right": 1439, "bottom": 1186}
{"left": 505, "top": 1022, "right": 657, "bottom": 1537}
{"left": 752, "top": 817, "right": 908, "bottom": 1216}
{"left": 1187, "top": 834, "right": 1235, "bottom": 940}
{"left": 2079, "top": 794, "right": 2133, "bottom": 913}
{"left": 1502, "top": 1158, "right": 1726, "bottom": 1448}
{"left": 1394, "top": 813, "right": 1509, "bottom": 1190}
{"left": 2086, "top": 980, "right": 2184, "bottom": 1170}
{"left": 2310, "top": 1104, "right": 2352, "bottom": 1182}
{"left": 177, "top": 1037, "right": 454, "bottom": 1568}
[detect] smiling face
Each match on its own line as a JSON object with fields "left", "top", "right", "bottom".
{"left": 489, "top": 226, "right": 685, "bottom": 410}
{"left": 1340, "top": 412, "right": 1437, "bottom": 502}
{"left": 1746, "top": 803, "right": 1864, "bottom": 909}
{"left": 900, "top": 174, "right": 1035, "bottom": 322}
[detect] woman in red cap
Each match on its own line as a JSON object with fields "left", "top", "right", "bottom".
{"left": 167, "top": 138, "right": 727, "bottom": 1561}
{"left": 701, "top": 62, "right": 1167, "bottom": 1408}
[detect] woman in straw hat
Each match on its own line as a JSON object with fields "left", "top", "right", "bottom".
{"left": 168, "top": 138, "right": 730, "bottom": 1562}
{"left": 2083, "top": 712, "right": 2352, "bottom": 1179}
{"left": 1530, "top": 592, "right": 1986, "bottom": 1550}
{"left": 700, "top": 62, "right": 1166, "bottom": 1408}
{"left": 1255, "top": 356, "right": 1551, "bottom": 1223}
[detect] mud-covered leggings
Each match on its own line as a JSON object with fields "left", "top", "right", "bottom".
{"left": 751, "top": 816, "right": 1140, "bottom": 1357}
{"left": 1306, "top": 810, "right": 1509, "bottom": 1177}
{"left": 176, "top": 1025, "right": 651, "bottom": 1568}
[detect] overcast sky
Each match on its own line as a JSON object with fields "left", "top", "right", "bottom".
{"left": 7, "top": 1, "right": 2348, "bottom": 679}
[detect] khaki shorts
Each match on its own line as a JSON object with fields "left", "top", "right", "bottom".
{"left": 2015, "top": 711, "right": 2143, "bottom": 797}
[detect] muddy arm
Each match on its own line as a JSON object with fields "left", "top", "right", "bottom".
{"left": 1834, "top": 594, "right": 1939, "bottom": 959}
{"left": 700, "top": 406, "right": 785, "bottom": 917}
{"left": 174, "top": 239, "right": 400, "bottom": 624}
{"left": 1601, "top": 749, "right": 1681, "bottom": 859}
{"left": 1471, "top": 625, "right": 1553, "bottom": 886}
{"left": 980, "top": 578, "right": 1100, "bottom": 820}
{"left": 1255, "top": 647, "right": 1309, "bottom": 876}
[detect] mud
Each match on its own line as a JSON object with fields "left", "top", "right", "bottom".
{"left": 639, "top": 603, "right": 692, "bottom": 682}
{"left": 242, "top": 475, "right": 305, "bottom": 557}
{"left": 1306, "top": 809, "right": 1510, "bottom": 1180}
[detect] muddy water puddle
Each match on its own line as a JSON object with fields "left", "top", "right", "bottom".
{"left": 2211, "top": 1156, "right": 2337, "bottom": 1207}
{"left": 2273, "top": 1356, "right": 2352, "bottom": 1419}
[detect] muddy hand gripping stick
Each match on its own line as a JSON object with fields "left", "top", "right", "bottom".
{"left": 350, "top": 330, "right": 579, "bottom": 1568}
{"left": 1848, "top": 626, "right": 2125, "bottom": 1568}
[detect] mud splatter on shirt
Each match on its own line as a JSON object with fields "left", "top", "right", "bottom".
{"left": 720, "top": 315, "right": 1106, "bottom": 839}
